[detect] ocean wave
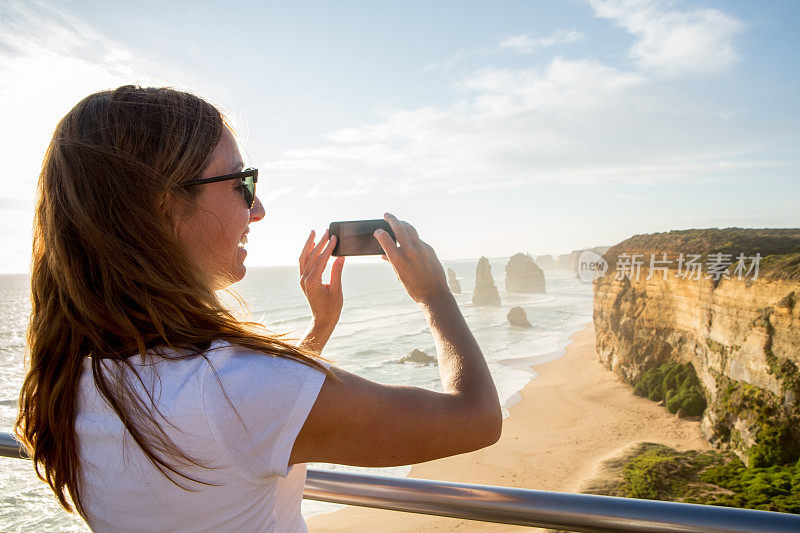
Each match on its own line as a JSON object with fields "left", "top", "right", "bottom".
{"left": 393, "top": 327, "right": 430, "bottom": 341}
{"left": 333, "top": 326, "right": 375, "bottom": 340}
{"left": 341, "top": 308, "right": 420, "bottom": 326}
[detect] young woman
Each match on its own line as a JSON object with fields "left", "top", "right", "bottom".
{"left": 16, "top": 85, "right": 501, "bottom": 532}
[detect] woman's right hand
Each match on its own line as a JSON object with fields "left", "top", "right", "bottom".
{"left": 373, "top": 213, "right": 450, "bottom": 305}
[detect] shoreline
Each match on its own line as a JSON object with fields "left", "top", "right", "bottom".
{"left": 307, "top": 321, "right": 710, "bottom": 532}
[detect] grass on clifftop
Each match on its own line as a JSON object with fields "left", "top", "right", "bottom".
{"left": 584, "top": 443, "right": 800, "bottom": 514}
{"left": 634, "top": 362, "right": 707, "bottom": 416}
{"left": 603, "top": 228, "right": 800, "bottom": 281}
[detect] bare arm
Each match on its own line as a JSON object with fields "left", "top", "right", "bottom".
{"left": 298, "top": 321, "right": 334, "bottom": 355}
{"left": 421, "top": 291, "right": 499, "bottom": 413}
{"left": 290, "top": 214, "right": 501, "bottom": 467}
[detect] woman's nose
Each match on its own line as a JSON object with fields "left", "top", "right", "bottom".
{"left": 249, "top": 194, "right": 265, "bottom": 222}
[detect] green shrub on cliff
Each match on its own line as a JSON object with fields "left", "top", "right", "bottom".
{"left": 612, "top": 444, "right": 800, "bottom": 514}
{"left": 748, "top": 424, "right": 800, "bottom": 468}
{"left": 622, "top": 445, "right": 703, "bottom": 499}
{"left": 667, "top": 387, "right": 707, "bottom": 415}
{"left": 698, "top": 455, "right": 800, "bottom": 513}
{"left": 717, "top": 375, "right": 800, "bottom": 467}
{"left": 634, "top": 363, "right": 707, "bottom": 416}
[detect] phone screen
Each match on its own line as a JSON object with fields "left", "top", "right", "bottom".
{"left": 330, "top": 219, "right": 396, "bottom": 256}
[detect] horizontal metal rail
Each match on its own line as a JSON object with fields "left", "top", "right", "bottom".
{"left": 2, "top": 432, "right": 799, "bottom": 532}
{"left": 1, "top": 432, "right": 27, "bottom": 460}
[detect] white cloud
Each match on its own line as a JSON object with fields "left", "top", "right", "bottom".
{"left": 273, "top": 52, "right": 770, "bottom": 198}
{"left": 497, "top": 29, "right": 585, "bottom": 53}
{"left": 1, "top": 0, "right": 134, "bottom": 66}
{"left": 421, "top": 49, "right": 475, "bottom": 72}
{"left": 422, "top": 29, "right": 584, "bottom": 72}
{"left": 268, "top": 1, "right": 756, "bottom": 198}
{"left": 461, "top": 57, "right": 646, "bottom": 113}
{"left": 588, "top": 0, "right": 744, "bottom": 77}
{"left": 0, "top": 0, "right": 151, "bottom": 201}
{"left": 0, "top": 0, "right": 773, "bottom": 271}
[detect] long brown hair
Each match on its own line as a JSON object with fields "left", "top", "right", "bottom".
{"left": 15, "top": 85, "right": 331, "bottom": 517}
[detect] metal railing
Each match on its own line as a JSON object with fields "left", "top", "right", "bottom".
{"left": 2, "top": 432, "right": 799, "bottom": 532}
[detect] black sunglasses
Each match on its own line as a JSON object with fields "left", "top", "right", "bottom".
{"left": 183, "top": 167, "right": 258, "bottom": 209}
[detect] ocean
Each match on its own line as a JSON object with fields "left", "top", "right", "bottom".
{"left": 0, "top": 258, "right": 592, "bottom": 531}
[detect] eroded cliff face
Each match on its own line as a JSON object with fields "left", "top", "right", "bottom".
{"left": 594, "top": 265, "right": 800, "bottom": 464}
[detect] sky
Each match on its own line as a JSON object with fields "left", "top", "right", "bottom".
{"left": 0, "top": 0, "right": 798, "bottom": 273}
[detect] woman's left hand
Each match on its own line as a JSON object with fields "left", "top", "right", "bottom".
{"left": 299, "top": 229, "right": 345, "bottom": 330}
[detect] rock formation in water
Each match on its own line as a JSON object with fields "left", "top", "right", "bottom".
{"left": 535, "top": 255, "right": 555, "bottom": 270}
{"left": 398, "top": 349, "right": 437, "bottom": 365}
{"left": 593, "top": 228, "right": 800, "bottom": 466}
{"left": 472, "top": 256, "right": 501, "bottom": 306}
{"left": 505, "top": 253, "right": 545, "bottom": 293}
{"left": 569, "top": 250, "right": 584, "bottom": 273}
{"left": 447, "top": 268, "right": 461, "bottom": 294}
{"left": 507, "top": 306, "right": 533, "bottom": 328}
{"left": 556, "top": 254, "right": 572, "bottom": 270}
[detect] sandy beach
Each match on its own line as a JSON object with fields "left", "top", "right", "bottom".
{"left": 307, "top": 321, "right": 711, "bottom": 532}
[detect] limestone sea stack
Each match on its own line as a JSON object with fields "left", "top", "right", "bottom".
{"left": 507, "top": 306, "right": 533, "bottom": 328}
{"left": 535, "top": 255, "right": 555, "bottom": 270}
{"left": 505, "top": 253, "right": 545, "bottom": 293}
{"left": 472, "top": 256, "right": 501, "bottom": 306}
{"left": 398, "top": 349, "right": 437, "bottom": 365}
{"left": 569, "top": 250, "right": 584, "bottom": 274}
{"left": 447, "top": 268, "right": 461, "bottom": 294}
{"left": 556, "top": 253, "right": 571, "bottom": 270}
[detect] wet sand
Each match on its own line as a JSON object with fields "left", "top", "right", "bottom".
{"left": 307, "top": 322, "right": 710, "bottom": 532}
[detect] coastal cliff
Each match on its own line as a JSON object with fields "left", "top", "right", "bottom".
{"left": 593, "top": 228, "right": 800, "bottom": 466}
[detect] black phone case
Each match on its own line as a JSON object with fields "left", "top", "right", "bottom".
{"left": 329, "top": 219, "right": 396, "bottom": 256}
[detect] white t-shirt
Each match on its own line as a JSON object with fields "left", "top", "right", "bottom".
{"left": 75, "top": 339, "right": 327, "bottom": 532}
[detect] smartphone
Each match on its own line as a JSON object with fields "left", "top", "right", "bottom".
{"left": 329, "top": 219, "right": 396, "bottom": 256}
